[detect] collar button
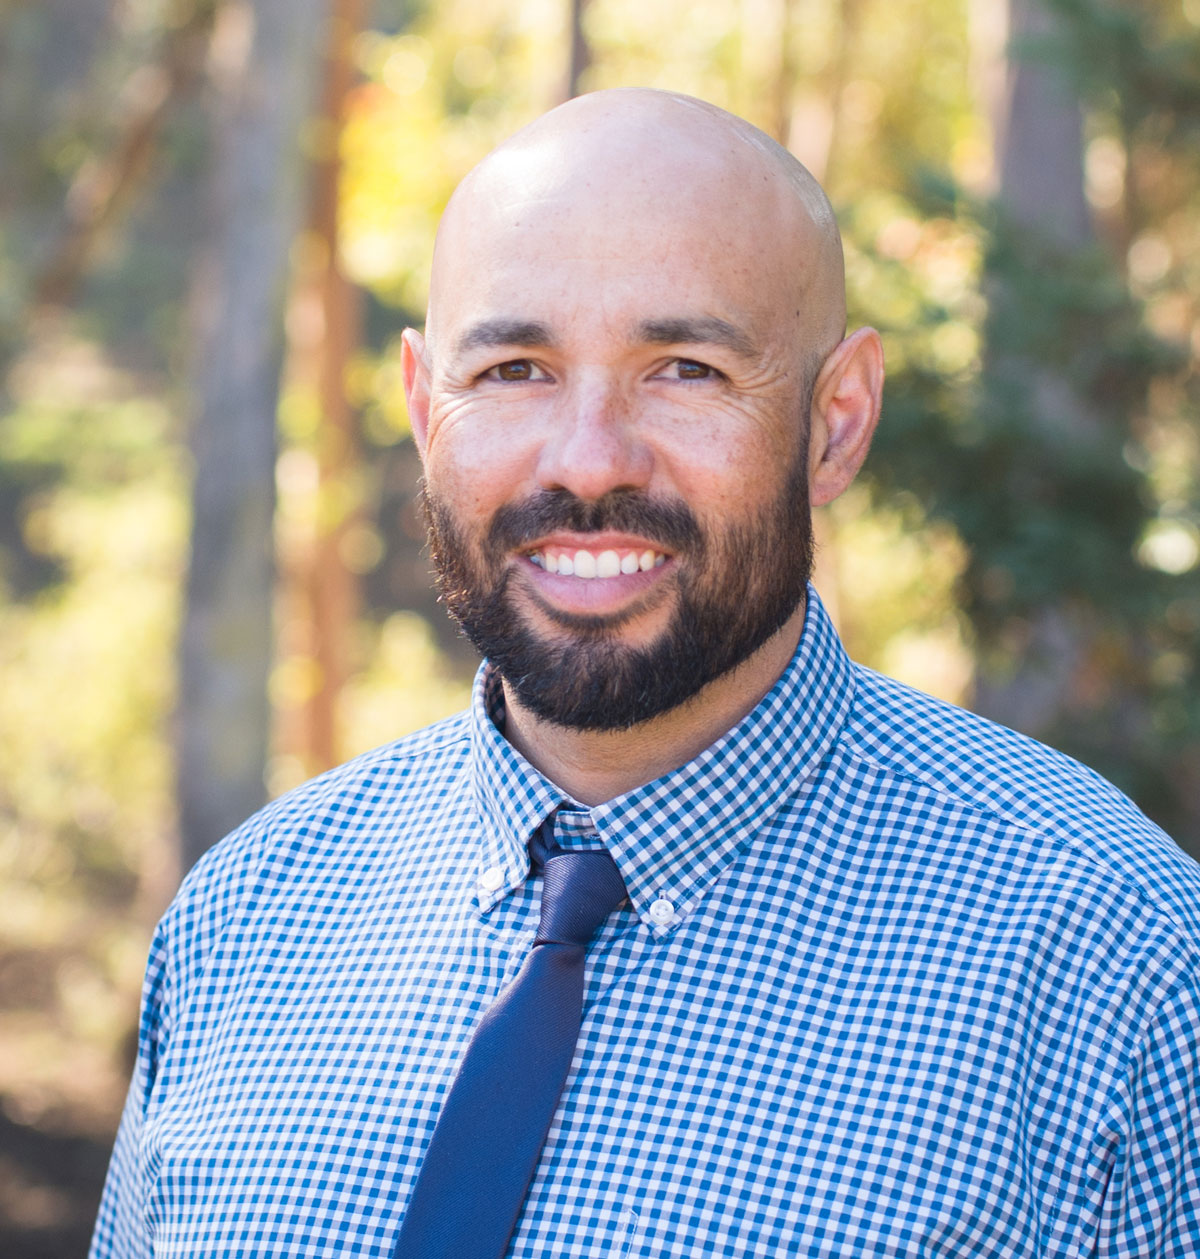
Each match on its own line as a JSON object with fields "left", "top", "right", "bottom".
{"left": 648, "top": 898, "right": 676, "bottom": 925}
{"left": 479, "top": 865, "right": 506, "bottom": 892}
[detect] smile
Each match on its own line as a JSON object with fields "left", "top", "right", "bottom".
{"left": 528, "top": 546, "right": 668, "bottom": 579}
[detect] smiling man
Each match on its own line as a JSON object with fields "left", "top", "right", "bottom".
{"left": 93, "top": 90, "right": 1200, "bottom": 1259}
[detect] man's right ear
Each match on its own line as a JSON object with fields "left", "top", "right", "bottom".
{"left": 400, "top": 328, "right": 431, "bottom": 458}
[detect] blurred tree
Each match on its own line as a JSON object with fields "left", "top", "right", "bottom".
{"left": 0, "top": 0, "right": 142, "bottom": 598}
{"left": 31, "top": 2, "right": 217, "bottom": 312}
{"left": 972, "top": 0, "right": 1116, "bottom": 733}
{"left": 868, "top": 0, "right": 1200, "bottom": 845}
{"left": 178, "top": 0, "right": 327, "bottom": 870}
{"left": 567, "top": 0, "right": 592, "bottom": 99}
{"left": 0, "top": 0, "right": 197, "bottom": 1215}
{"left": 276, "top": 0, "right": 366, "bottom": 778}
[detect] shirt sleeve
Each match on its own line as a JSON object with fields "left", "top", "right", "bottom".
{"left": 88, "top": 915, "right": 173, "bottom": 1259}
{"left": 1095, "top": 971, "right": 1200, "bottom": 1257}
{"left": 87, "top": 794, "right": 281, "bottom": 1256}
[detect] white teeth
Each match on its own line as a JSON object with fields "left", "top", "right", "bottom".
{"left": 534, "top": 547, "right": 667, "bottom": 578}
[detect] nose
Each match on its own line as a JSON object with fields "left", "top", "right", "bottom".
{"left": 534, "top": 374, "right": 654, "bottom": 500}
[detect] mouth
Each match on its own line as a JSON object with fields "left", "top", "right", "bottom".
{"left": 527, "top": 544, "right": 668, "bottom": 579}
{"left": 510, "top": 533, "right": 677, "bottom": 626}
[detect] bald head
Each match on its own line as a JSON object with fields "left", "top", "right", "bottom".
{"left": 426, "top": 89, "right": 846, "bottom": 367}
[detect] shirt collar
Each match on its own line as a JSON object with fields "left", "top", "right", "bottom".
{"left": 468, "top": 585, "right": 854, "bottom": 936}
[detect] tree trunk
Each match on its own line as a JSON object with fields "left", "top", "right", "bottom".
{"left": 277, "top": 0, "right": 364, "bottom": 777}
{"left": 565, "top": 0, "right": 591, "bottom": 100}
{"left": 994, "top": 0, "right": 1091, "bottom": 248}
{"left": 973, "top": 0, "right": 1096, "bottom": 733}
{"left": 177, "top": 0, "right": 326, "bottom": 870}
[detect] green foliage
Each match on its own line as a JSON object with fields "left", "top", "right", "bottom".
{"left": 861, "top": 170, "right": 1200, "bottom": 839}
{"left": 0, "top": 0, "right": 208, "bottom": 609}
{"left": 1019, "top": 0, "right": 1200, "bottom": 141}
{"left": 0, "top": 369, "right": 184, "bottom": 1133}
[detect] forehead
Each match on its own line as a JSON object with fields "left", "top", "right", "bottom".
{"left": 428, "top": 143, "right": 808, "bottom": 353}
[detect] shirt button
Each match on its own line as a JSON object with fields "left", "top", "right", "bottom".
{"left": 648, "top": 898, "right": 675, "bottom": 924}
{"left": 478, "top": 865, "right": 506, "bottom": 892}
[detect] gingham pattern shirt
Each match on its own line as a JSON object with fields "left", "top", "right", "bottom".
{"left": 92, "top": 590, "right": 1200, "bottom": 1257}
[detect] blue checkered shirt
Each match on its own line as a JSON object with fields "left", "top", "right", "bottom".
{"left": 92, "top": 590, "right": 1200, "bottom": 1257}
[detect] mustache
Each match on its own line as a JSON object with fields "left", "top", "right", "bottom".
{"left": 485, "top": 490, "right": 703, "bottom": 554}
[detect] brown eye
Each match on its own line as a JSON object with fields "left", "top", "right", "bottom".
{"left": 675, "top": 360, "right": 712, "bottom": 379}
{"left": 496, "top": 361, "right": 533, "bottom": 381}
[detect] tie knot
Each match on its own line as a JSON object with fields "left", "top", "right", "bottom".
{"left": 534, "top": 847, "right": 627, "bottom": 948}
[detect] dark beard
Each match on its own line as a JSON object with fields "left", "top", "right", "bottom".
{"left": 423, "top": 447, "right": 813, "bottom": 732}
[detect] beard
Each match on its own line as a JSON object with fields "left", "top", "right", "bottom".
{"left": 423, "top": 442, "right": 814, "bottom": 732}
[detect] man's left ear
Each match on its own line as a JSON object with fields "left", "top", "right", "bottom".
{"left": 806, "top": 327, "right": 884, "bottom": 507}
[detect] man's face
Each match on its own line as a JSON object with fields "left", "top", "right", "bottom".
{"left": 408, "top": 136, "right": 822, "bottom": 729}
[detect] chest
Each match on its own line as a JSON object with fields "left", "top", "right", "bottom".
{"left": 141, "top": 881, "right": 1080, "bottom": 1257}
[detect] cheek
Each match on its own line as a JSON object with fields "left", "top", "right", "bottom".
{"left": 423, "top": 402, "right": 539, "bottom": 521}
{"left": 656, "top": 420, "right": 798, "bottom": 522}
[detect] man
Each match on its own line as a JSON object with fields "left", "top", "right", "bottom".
{"left": 92, "top": 89, "right": 1200, "bottom": 1257}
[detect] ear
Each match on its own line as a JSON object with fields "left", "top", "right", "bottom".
{"left": 401, "top": 328, "right": 432, "bottom": 460}
{"left": 806, "top": 327, "right": 884, "bottom": 507}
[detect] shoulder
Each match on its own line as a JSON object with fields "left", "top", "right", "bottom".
{"left": 187, "top": 706, "right": 471, "bottom": 878}
{"left": 840, "top": 663, "right": 1200, "bottom": 945}
{"left": 158, "top": 707, "right": 475, "bottom": 985}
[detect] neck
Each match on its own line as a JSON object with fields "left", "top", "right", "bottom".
{"left": 500, "top": 601, "right": 807, "bottom": 806}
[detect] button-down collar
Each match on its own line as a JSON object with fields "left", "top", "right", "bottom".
{"left": 469, "top": 586, "right": 854, "bottom": 935}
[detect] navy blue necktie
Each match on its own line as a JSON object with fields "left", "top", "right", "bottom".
{"left": 390, "top": 823, "right": 627, "bottom": 1259}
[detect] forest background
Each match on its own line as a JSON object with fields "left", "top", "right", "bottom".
{"left": 2, "top": 0, "right": 1199, "bottom": 1252}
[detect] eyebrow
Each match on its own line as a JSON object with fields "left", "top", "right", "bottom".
{"left": 454, "top": 318, "right": 558, "bottom": 357}
{"left": 452, "top": 314, "right": 760, "bottom": 361}
{"left": 636, "top": 316, "right": 758, "bottom": 360}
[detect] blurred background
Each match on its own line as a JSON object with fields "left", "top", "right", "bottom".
{"left": 1, "top": 0, "right": 1199, "bottom": 1251}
